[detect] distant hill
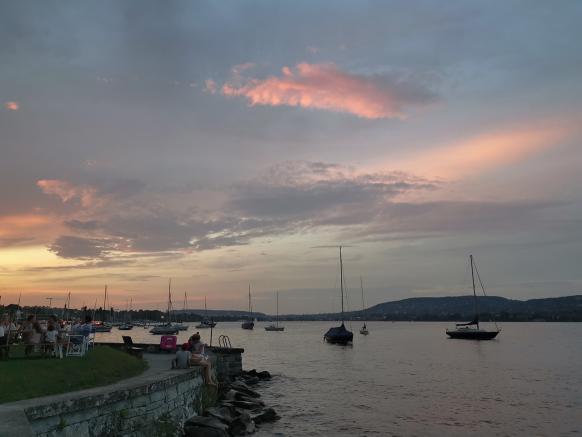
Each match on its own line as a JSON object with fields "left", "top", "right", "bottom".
{"left": 366, "top": 295, "right": 582, "bottom": 320}
{"left": 279, "top": 295, "right": 582, "bottom": 322}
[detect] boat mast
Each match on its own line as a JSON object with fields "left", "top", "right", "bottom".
{"left": 103, "top": 285, "right": 108, "bottom": 323}
{"left": 204, "top": 296, "right": 208, "bottom": 318}
{"left": 276, "top": 291, "right": 279, "bottom": 327}
{"left": 167, "top": 279, "right": 172, "bottom": 324}
{"left": 340, "top": 246, "right": 345, "bottom": 324}
{"left": 248, "top": 285, "right": 252, "bottom": 318}
{"left": 470, "top": 255, "right": 479, "bottom": 329}
{"left": 360, "top": 276, "right": 366, "bottom": 325}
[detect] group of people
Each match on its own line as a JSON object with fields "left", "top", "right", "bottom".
{"left": 172, "top": 332, "right": 217, "bottom": 386}
{"left": 0, "top": 313, "right": 95, "bottom": 358}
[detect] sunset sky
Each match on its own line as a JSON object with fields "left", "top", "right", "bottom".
{"left": 1, "top": 1, "right": 581, "bottom": 314}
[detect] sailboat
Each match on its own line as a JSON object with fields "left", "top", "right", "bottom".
{"left": 93, "top": 285, "right": 112, "bottom": 332}
{"left": 265, "top": 291, "right": 284, "bottom": 331}
{"left": 359, "top": 276, "right": 369, "bottom": 335}
{"left": 241, "top": 285, "right": 255, "bottom": 330}
{"left": 196, "top": 296, "right": 217, "bottom": 329}
{"left": 324, "top": 246, "right": 353, "bottom": 345}
{"left": 446, "top": 255, "right": 501, "bottom": 340}
{"left": 172, "top": 292, "right": 188, "bottom": 331}
{"left": 118, "top": 297, "right": 133, "bottom": 330}
{"left": 150, "top": 279, "right": 180, "bottom": 335}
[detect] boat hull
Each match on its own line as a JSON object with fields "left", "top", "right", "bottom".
{"left": 265, "top": 326, "right": 284, "bottom": 331}
{"left": 446, "top": 329, "right": 500, "bottom": 340}
{"left": 150, "top": 326, "right": 179, "bottom": 335}
{"left": 324, "top": 324, "right": 353, "bottom": 345}
{"left": 241, "top": 321, "right": 254, "bottom": 330}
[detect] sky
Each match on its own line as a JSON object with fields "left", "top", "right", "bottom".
{"left": 1, "top": 1, "right": 581, "bottom": 314}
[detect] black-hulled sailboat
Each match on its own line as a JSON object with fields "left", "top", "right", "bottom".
{"left": 241, "top": 285, "right": 254, "bottom": 330}
{"left": 359, "top": 276, "right": 369, "bottom": 335}
{"left": 446, "top": 255, "right": 501, "bottom": 340}
{"left": 265, "top": 291, "right": 285, "bottom": 331}
{"left": 324, "top": 246, "right": 353, "bottom": 345}
{"left": 196, "top": 296, "right": 217, "bottom": 329}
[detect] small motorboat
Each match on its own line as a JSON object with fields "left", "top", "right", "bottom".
{"left": 195, "top": 319, "right": 216, "bottom": 329}
{"left": 118, "top": 323, "right": 133, "bottom": 331}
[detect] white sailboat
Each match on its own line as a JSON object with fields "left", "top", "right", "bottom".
{"left": 359, "top": 276, "right": 369, "bottom": 335}
{"left": 265, "top": 291, "right": 285, "bottom": 332}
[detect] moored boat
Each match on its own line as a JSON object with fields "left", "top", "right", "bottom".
{"left": 241, "top": 285, "right": 255, "bottom": 330}
{"left": 265, "top": 291, "right": 284, "bottom": 332}
{"left": 324, "top": 246, "right": 353, "bottom": 345}
{"left": 446, "top": 255, "right": 501, "bottom": 340}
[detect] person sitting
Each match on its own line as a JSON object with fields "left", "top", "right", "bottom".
{"left": 189, "top": 333, "right": 216, "bottom": 386}
{"left": 172, "top": 343, "right": 192, "bottom": 369}
{"left": 79, "top": 316, "right": 93, "bottom": 337}
{"left": 21, "top": 315, "right": 36, "bottom": 356}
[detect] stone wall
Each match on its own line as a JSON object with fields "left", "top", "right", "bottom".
{"left": 0, "top": 345, "right": 245, "bottom": 437}
{"left": 207, "top": 347, "right": 244, "bottom": 382}
{"left": 25, "top": 368, "right": 208, "bottom": 437}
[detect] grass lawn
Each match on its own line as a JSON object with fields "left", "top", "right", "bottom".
{"left": 0, "top": 346, "right": 148, "bottom": 404}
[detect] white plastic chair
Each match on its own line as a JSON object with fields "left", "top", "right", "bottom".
{"left": 66, "top": 335, "right": 87, "bottom": 357}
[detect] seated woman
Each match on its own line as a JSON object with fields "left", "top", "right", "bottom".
{"left": 189, "top": 333, "right": 216, "bottom": 386}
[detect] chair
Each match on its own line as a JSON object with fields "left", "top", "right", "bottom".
{"left": 122, "top": 336, "right": 144, "bottom": 358}
{"left": 87, "top": 331, "right": 96, "bottom": 350}
{"left": 160, "top": 335, "right": 177, "bottom": 353}
{"left": 66, "top": 335, "right": 87, "bottom": 357}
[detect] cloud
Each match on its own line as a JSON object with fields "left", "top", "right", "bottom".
{"left": 4, "top": 101, "right": 20, "bottom": 111}
{"left": 48, "top": 235, "right": 116, "bottom": 259}
{"left": 37, "top": 179, "right": 96, "bottom": 207}
{"left": 221, "top": 63, "right": 436, "bottom": 119}
{"left": 387, "top": 118, "right": 578, "bottom": 179}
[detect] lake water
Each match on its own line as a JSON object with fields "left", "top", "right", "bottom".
{"left": 97, "top": 321, "right": 582, "bottom": 436}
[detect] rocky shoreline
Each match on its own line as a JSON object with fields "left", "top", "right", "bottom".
{"left": 184, "top": 369, "right": 280, "bottom": 436}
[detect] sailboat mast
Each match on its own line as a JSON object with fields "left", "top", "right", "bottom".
{"left": 248, "top": 285, "right": 251, "bottom": 316}
{"left": 103, "top": 285, "right": 108, "bottom": 322}
{"left": 470, "top": 255, "right": 479, "bottom": 328}
{"left": 167, "top": 279, "right": 172, "bottom": 323}
{"left": 339, "top": 246, "right": 345, "bottom": 323}
{"left": 360, "top": 276, "right": 365, "bottom": 312}
{"left": 276, "top": 291, "right": 279, "bottom": 327}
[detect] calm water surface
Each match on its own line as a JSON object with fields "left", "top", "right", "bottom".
{"left": 98, "top": 322, "right": 582, "bottom": 436}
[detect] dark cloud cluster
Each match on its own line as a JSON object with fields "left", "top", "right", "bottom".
{"left": 41, "top": 161, "right": 557, "bottom": 262}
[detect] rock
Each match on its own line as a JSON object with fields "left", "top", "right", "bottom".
{"left": 204, "top": 406, "right": 235, "bottom": 424}
{"left": 183, "top": 425, "right": 228, "bottom": 437}
{"left": 183, "top": 416, "right": 229, "bottom": 437}
{"left": 230, "top": 381, "right": 261, "bottom": 398}
{"left": 231, "top": 399, "right": 264, "bottom": 411}
{"left": 224, "top": 389, "right": 238, "bottom": 401}
{"left": 229, "top": 411, "right": 255, "bottom": 436}
{"left": 235, "top": 393, "right": 265, "bottom": 405}
{"left": 252, "top": 407, "right": 281, "bottom": 424}
{"left": 257, "top": 370, "right": 271, "bottom": 380}
{"left": 242, "top": 376, "right": 260, "bottom": 385}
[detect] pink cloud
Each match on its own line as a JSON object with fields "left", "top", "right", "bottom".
{"left": 221, "top": 63, "right": 434, "bottom": 119}
{"left": 4, "top": 101, "right": 20, "bottom": 111}
{"left": 37, "top": 179, "right": 96, "bottom": 207}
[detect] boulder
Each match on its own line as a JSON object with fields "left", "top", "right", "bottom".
{"left": 229, "top": 411, "right": 255, "bottom": 436}
{"left": 183, "top": 416, "right": 229, "bottom": 437}
{"left": 230, "top": 381, "right": 261, "bottom": 398}
{"left": 252, "top": 408, "right": 281, "bottom": 424}
{"left": 257, "top": 370, "right": 271, "bottom": 380}
{"left": 242, "top": 376, "right": 260, "bottom": 385}
{"left": 204, "top": 406, "right": 236, "bottom": 424}
{"left": 231, "top": 399, "right": 264, "bottom": 411}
